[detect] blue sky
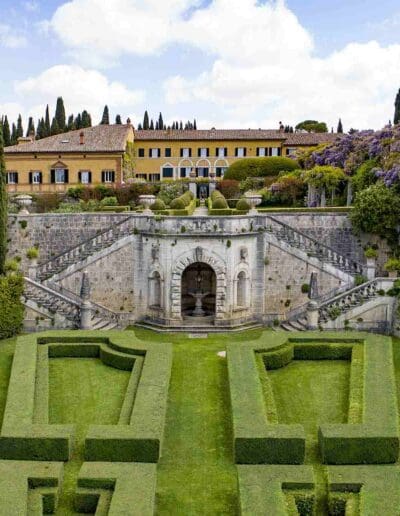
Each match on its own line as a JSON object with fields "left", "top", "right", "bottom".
{"left": 0, "top": 0, "right": 399, "bottom": 131}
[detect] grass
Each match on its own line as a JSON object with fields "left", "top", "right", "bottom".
{"left": 0, "top": 332, "right": 399, "bottom": 515}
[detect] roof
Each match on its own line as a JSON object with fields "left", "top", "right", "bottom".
{"left": 5, "top": 124, "right": 133, "bottom": 154}
{"left": 134, "top": 129, "right": 339, "bottom": 145}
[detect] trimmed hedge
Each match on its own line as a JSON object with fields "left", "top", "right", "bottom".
{"left": 237, "top": 465, "right": 315, "bottom": 515}
{"left": 0, "top": 274, "right": 24, "bottom": 339}
{"left": 170, "top": 190, "right": 193, "bottom": 209}
{"left": 257, "top": 207, "right": 352, "bottom": 213}
{"left": 76, "top": 462, "right": 157, "bottom": 515}
{"left": 0, "top": 332, "right": 172, "bottom": 464}
{"left": 328, "top": 466, "right": 400, "bottom": 515}
{"left": 236, "top": 198, "right": 251, "bottom": 212}
{"left": 224, "top": 157, "right": 299, "bottom": 181}
{"left": 0, "top": 460, "right": 63, "bottom": 514}
{"left": 151, "top": 198, "right": 166, "bottom": 211}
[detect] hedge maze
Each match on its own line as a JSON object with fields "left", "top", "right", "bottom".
{"left": 227, "top": 332, "right": 400, "bottom": 515}
{"left": 0, "top": 331, "right": 172, "bottom": 514}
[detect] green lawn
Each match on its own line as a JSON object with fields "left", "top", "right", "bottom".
{"left": 0, "top": 332, "right": 398, "bottom": 515}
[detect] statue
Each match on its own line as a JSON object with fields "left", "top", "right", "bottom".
{"left": 195, "top": 246, "right": 203, "bottom": 262}
{"left": 151, "top": 244, "right": 159, "bottom": 263}
{"left": 309, "top": 272, "right": 319, "bottom": 300}
{"left": 240, "top": 247, "right": 248, "bottom": 261}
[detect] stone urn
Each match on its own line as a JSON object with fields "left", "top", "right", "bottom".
{"left": 15, "top": 194, "right": 33, "bottom": 215}
{"left": 138, "top": 194, "right": 156, "bottom": 214}
{"left": 244, "top": 192, "right": 262, "bottom": 214}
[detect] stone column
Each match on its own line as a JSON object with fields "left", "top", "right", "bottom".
{"left": 346, "top": 181, "right": 353, "bottom": 206}
{"left": 80, "top": 271, "right": 92, "bottom": 330}
{"left": 306, "top": 300, "right": 319, "bottom": 330}
{"left": 364, "top": 258, "right": 376, "bottom": 281}
{"left": 28, "top": 259, "right": 38, "bottom": 280}
{"left": 189, "top": 169, "right": 197, "bottom": 198}
{"left": 320, "top": 187, "right": 326, "bottom": 207}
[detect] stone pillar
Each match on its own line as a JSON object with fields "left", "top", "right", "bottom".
{"left": 189, "top": 169, "right": 197, "bottom": 199}
{"left": 320, "top": 187, "right": 326, "bottom": 207}
{"left": 306, "top": 300, "right": 319, "bottom": 330}
{"left": 28, "top": 259, "right": 38, "bottom": 280}
{"left": 346, "top": 181, "right": 353, "bottom": 206}
{"left": 364, "top": 258, "right": 376, "bottom": 281}
{"left": 80, "top": 271, "right": 92, "bottom": 330}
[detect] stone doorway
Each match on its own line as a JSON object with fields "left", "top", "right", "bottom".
{"left": 181, "top": 263, "right": 216, "bottom": 319}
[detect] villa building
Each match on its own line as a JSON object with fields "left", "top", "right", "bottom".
{"left": 4, "top": 124, "right": 337, "bottom": 193}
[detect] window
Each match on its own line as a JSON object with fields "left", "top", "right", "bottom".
{"left": 138, "top": 148, "right": 145, "bottom": 158}
{"left": 196, "top": 167, "right": 209, "bottom": 178}
{"left": 286, "top": 148, "right": 297, "bottom": 156}
{"left": 53, "top": 168, "right": 68, "bottom": 184}
{"left": 216, "top": 167, "right": 227, "bottom": 178}
{"left": 79, "top": 171, "right": 92, "bottom": 184}
{"left": 6, "top": 171, "right": 18, "bottom": 184}
{"left": 102, "top": 170, "right": 115, "bottom": 183}
{"left": 180, "top": 167, "right": 191, "bottom": 178}
{"left": 181, "top": 148, "right": 192, "bottom": 158}
{"left": 198, "top": 148, "right": 209, "bottom": 158}
{"left": 149, "top": 174, "right": 160, "bottom": 182}
{"left": 29, "top": 171, "right": 42, "bottom": 184}
{"left": 136, "top": 173, "right": 147, "bottom": 180}
{"left": 162, "top": 167, "right": 174, "bottom": 178}
{"left": 257, "top": 147, "right": 267, "bottom": 157}
{"left": 235, "top": 147, "right": 246, "bottom": 158}
{"left": 217, "top": 147, "right": 227, "bottom": 157}
{"left": 150, "top": 148, "right": 161, "bottom": 158}
{"left": 165, "top": 148, "right": 172, "bottom": 158}
{"left": 271, "top": 148, "right": 281, "bottom": 157}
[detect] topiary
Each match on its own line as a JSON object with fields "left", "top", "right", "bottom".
{"left": 236, "top": 198, "right": 250, "bottom": 211}
{"left": 224, "top": 157, "right": 299, "bottom": 181}
{"left": 170, "top": 198, "right": 186, "bottom": 209}
{"left": 213, "top": 197, "right": 228, "bottom": 209}
{"left": 151, "top": 198, "right": 166, "bottom": 211}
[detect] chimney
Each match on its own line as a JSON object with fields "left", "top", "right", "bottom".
{"left": 79, "top": 131, "right": 84, "bottom": 145}
{"left": 17, "top": 136, "right": 33, "bottom": 145}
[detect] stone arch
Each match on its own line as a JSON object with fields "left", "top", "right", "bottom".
{"left": 214, "top": 158, "right": 229, "bottom": 168}
{"left": 170, "top": 247, "right": 226, "bottom": 320}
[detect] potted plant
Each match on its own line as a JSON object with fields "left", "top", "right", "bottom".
{"left": 384, "top": 258, "right": 400, "bottom": 278}
{"left": 26, "top": 247, "right": 39, "bottom": 279}
{"left": 364, "top": 248, "right": 378, "bottom": 280}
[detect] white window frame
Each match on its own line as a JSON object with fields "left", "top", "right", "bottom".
{"left": 182, "top": 148, "right": 190, "bottom": 158}
{"left": 6, "top": 171, "right": 18, "bottom": 184}
{"left": 150, "top": 148, "right": 159, "bottom": 158}
{"left": 55, "top": 168, "right": 66, "bottom": 184}
{"left": 200, "top": 148, "right": 208, "bottom": 158}
{"left": 271, "top": 148, "right": 279, "bottom": 157}
{"left": 80, "top": 171, "right": 90, "bottom": 184}
{"left": 286, "top": 147, "right": 297, "bottom": 156}
{"left": 217, "top": 147, "right": 226, "bottom": 158}
{"left": 32, "top": 171, "right": 41, "bottom": 184}
{"left": 103, "top": 170, "right": 115, "bottom": 183}
{"left": 258, "top": 148, "right": 266, "bottom": 157}
{"left": 237, "top": 147, "right": 245, "bottom": 158}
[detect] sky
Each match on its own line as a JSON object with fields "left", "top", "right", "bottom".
{"left": 0, "top": 0, "right": 400, "bottom": 131}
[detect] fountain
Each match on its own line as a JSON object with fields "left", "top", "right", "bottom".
{"left": 187, "top": 265, "right": 210, "bottom": 317}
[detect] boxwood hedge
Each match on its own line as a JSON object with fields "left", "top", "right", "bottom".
{"left": 224, "top": 157, "right": 299, "bottom": 181}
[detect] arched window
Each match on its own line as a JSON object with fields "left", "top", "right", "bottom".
{"left": 149, "top": 272, "right": 162, "bottom": 307}
{"left": 237, "top": 271, "right": 247, "bottom": 307}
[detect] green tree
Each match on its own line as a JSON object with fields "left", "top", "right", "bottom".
{"left": 337, "top": 118, "right": 343, "bottom": 133}
{"left": 10, "top": 123, "right": 17, "bottom": 145}
{"left": 51, "top": 117, "right": 59, "bottom": 135}
{"left": 36, "top": 118, "right": 45, "bottom": 139}
{"left": 26, "top": 117, "right": 35, "bottom": 137}
{"left": 81, "top": 110, "right": 92, "bottom": 128}
{"left": 350, "top": 183, "right": 400, "bottom": 247}
{"left": 0, "top": 129, "right": 7, "bottom": 275}
{"left": 2, "top": 116, "right": 10, "bottom": 146}
{"left": 122, "top": 141, "right": 136, "bottom": 180}
{"left": 150, "top": 119, "right": 154, "bottom": 130}
{"left": 16, "top": 115, "right": 23, "bottom": 139}
{"left": 55, "top": 97, "right": 66, "bottom": 131}
{"left": 115, "top": 114, "right": 122, "bottom": 124}
{"left": 45, "top": 105, "right": 51, "bottom": 137}
{"left": 158, "top": 112, "right": 164, "bottom": 130}
{"left": 394, "top": 88, "right": 400, "bottom": 125}
{"left": 100, "top": 105, "right": 110, "bottom": 125}
{"left": 295, "top": 120, "right": 328, "bottom": 133}
{"left": 143, "top": 110, "right": 149, "bottom": 130}
{"left": 67, "top": 114, "right": 75, "bottom": 131}
{"left": 74, "top": 113, "right": 82, "bottom": 129}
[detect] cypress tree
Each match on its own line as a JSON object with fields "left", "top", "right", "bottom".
{"left": 155, "top": 121, "right": 159, "bottom": 130}
{"left": 143, "top": 111, "right": 149, "bottom": 130}
{"left": 337, "top": 118, "right": 344, "bottom": 133}
{"left": 394, "top": 88, "right": 400, "bottom": 125}
{"left": 158, "top": 112, "right": 164, "bottom": 131}
{"left": 16, "top": 115, "right": 23, "bottom": 139}
{"left": 55, "top": 97, "right": 66, "bottom": 131}
{"left": 0, "top": 129, "right": 7, "bottom": 275}
{"left": 137, "top": 123, "right": 143, "bottom": 130}
{"left": 67, "top": 115, "right": 75, "bottom": 131}
{"left": 100, "top": 105, "right": 110, "bottom": 125}
{"left": 2, "top": 116, "right": 10, "bottom": 146}
{"left": 74, "top": 113, "right": 82, "bottom": 129}
{"left": 26, "top": 117, "right": 35, "bottom": 137}
{"left": 193, "top": 119, "right": 197, "bottom": 130}
{"left": 180, "top": 121, "right": 183, "bottom": 130}
{"left": 51, "top": 117, "right": 59, "bottom": 135}
{"left": 115, "top": 114, "right": 122, "bottom": 124}
{"left": 36, "top": 118, "right": 45, "bottom": 139}
{"left": 44, "top": 105, "right": 51, "bottom": 136}
{"left": 81, "top": 110, "right": 91, "bottom": 128}
{"left": 11, "top": 123, "right": 17, "bottom": 145}
{"left": 149, "top": 119, "right": 154, "bottom": 130}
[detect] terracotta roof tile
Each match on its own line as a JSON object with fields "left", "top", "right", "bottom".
{"left": 5, "top": 124, "right": 132, "bottom": 154}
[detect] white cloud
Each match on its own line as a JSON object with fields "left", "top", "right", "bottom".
{"left": 0, "top": 24, "right": 27, "bottom": 48}
{"left": 23, "top": 1, "right": 39, "bottom": 12}
{"left": 43, "top": 0, "right": 400, "bottom": 128}
{"left": 13, "top": 65, "right": 145, "bottom": 124}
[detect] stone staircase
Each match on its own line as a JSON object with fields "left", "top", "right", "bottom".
{"left": 37, "top": 216, "right": 133, "bottom": 282}
{"left": 23, "top": 277, "right": 119, "bottom": 330}
{"left": 265, "top": 216, "right": 363, "bottom": 276}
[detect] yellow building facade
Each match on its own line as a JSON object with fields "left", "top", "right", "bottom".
{"left": 4, "top": 125, "right": 337, "bottom": 192}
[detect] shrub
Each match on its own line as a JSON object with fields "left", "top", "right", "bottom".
{"left": 364, "top": 247, "right": 378, "bottom": 259}
{"left": 100, "top": 196, "right": 118, "bottom": 207}
{"left": 224, "top": 157, "right": 299, "bottom": 181}
{"left": 218, "top": 180, "right": 240, "bottom": 198}
{"left": 213, "top": 197, "right": 228, "bottom": 209}
{"left": 170, "top": 198, "right": 186, "bottom": 209}
{"left": 94, "top": 184, "right": 113, "bottom": 199}
{"left": 384, "top": 258, "right": 400, "bottom": 272}
{"left": 151, "top": 198, "right": 166, "bottom": 211}
{"left": 236, "top": 198, "right": 251, "bottom": 211}
{"left": 26, "top": 247, "right": 39, "bottom": 260}
{"left": 34, "top": 193, "right": 62, "bottom": 213}
{"left": 67, "top": 186, "right": 85, "bottom": 199}
{"left": 355, "top": 274, "right": 367, "bottom": 286}
{"left": 5, "top": 259, "right": 19, "bottom": 272}
{"left": 301, "top": 283, "right": 310, "bottom": 294}
{"left": 0, "top": 274, "right": 24, "bottom": 339}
